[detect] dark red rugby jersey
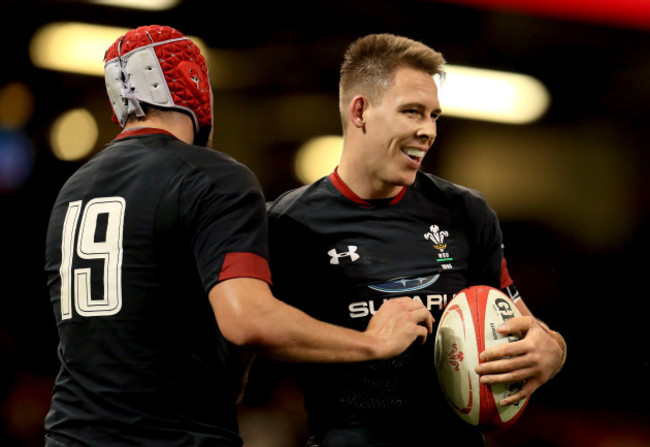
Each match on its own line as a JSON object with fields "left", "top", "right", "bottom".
{"left": 44, "top": 128, "right": 270, "bottom": 446}
{"left": 267, "top": 169, "right": 514, "bottom": 446}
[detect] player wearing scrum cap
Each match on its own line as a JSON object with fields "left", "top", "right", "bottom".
{"left": 43, "top": 25, "right": 433, "bottom": 447}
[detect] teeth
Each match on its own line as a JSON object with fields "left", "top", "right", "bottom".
{"left": 403, "top": 148, "right": 426, "bottom": 158}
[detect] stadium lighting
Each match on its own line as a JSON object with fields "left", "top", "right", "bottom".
{"left": 50, "top": 108, "right": 99, "bottom": 161}
{"left": 293, "top": 65, "right": 552, "bottom": 185}
{"left": 294, "top": 135, "right": 343, "bottom": 185}
{"left": 87, "top": 0, "right": 181, "bottom": 10}
{"left": 30, "top": 23, "right": 129, "bottom": 76}
{"left": 29, "top": 22, "right": 207, "bottom": 77}
{"left": 29, "top": 23, "right": 549, "bottom": 125}
{"left": 438, "top": 65, "right": 550, "bottom": 124}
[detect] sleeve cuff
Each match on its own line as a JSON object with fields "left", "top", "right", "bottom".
{"left": 219, "top": 252, "right": 272, "bottom": 284}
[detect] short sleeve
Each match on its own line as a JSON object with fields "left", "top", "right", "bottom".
{"left": 180, "top": 159, "right": 271, "bottom": 293}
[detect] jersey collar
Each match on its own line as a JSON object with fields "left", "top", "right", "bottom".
{"left": 329, "top": 167, "right": 407, "bottom": 207}
{"left": 114, "top": 127, "right": 177, "bottom": 141}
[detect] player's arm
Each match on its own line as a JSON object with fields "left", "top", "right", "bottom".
{"left": 475, "top": 296, "right": 567, "bottom": 406}
{"left": 513, "top": 298, "right": 567, "bottom": 373}
{"left": 209, "top": 277, "right": 433, "bottom": 362}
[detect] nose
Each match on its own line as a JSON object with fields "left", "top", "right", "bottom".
{"left": 417, "top": 119, "right": 437, "bottom": 146}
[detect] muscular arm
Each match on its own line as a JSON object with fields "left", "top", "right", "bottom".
{"left": 209, "top": 277, "right": 433, "bottom": 363}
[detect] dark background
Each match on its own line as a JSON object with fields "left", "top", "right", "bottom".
{"left": 1, "top": 0, "right": 648, "bottom": 446}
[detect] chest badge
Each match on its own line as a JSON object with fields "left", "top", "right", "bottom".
{"left": 425, "top": 225, "right": 454, "bottom": 266}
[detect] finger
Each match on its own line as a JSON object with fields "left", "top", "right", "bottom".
{"left": 479, "top": 364, "right": 535, "bottom": 386}
{"left": 499, "top": 389, "right": 527, "bottom": 407}
{"left": 405, "top": 308, "right": 433, "bottom": 335}
{"left": 497, "top": 316, "right": 535, "bottom": 335}
{"left": 480, "top": 340, "right": 528, "bottom": 362}
{"left": 476, "top": 356, "right": 532, "bottom": 376}
{"left": 415, "top": 325, "right": 429, "bottom": 344}
{"left": 413, "top": 309, "right": 434, "bottom": 333}
{"left": 499, "top": 381, "right": 538, "bottom": 406}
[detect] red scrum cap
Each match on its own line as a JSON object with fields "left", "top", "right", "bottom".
{"left": 104, "top": 25, "right": 212, "bottom": 144}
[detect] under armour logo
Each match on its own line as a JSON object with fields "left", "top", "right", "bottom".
{"left": 327, "top": 246, "right": 360, "bottom": 265}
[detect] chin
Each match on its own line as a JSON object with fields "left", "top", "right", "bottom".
{"left": 397, "top": 171, "right": 418, "bottom": 187}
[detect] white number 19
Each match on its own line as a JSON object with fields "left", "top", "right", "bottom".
{"left": 59, "top": 197, "right": 125, "bottom": 320}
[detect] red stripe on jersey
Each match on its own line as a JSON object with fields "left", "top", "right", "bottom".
{"left": 329, "top": 168, "right": 407, "bottom": 206}
{"left": 501, "top": 257, "right": 514, "bottom": 289}
{"left": 219, "top": 252, "right": 272, "bottom": 284}
{"left": 330, "top": 169, "right": 369, "bottom": 206}
{"left": 390, "top": 186, "right": 407, "bottom": 204}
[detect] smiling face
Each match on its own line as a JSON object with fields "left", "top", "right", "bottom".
{"left": 341, "top": 67, "right": 442, "bottom": 199}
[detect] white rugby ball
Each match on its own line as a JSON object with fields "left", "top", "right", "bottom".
{"left": 434, "top": 285, "right": 528, "bottom": 429}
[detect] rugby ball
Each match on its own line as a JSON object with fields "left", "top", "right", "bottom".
{"left": 434, "top": 285, "right": 528, "bottom": 429}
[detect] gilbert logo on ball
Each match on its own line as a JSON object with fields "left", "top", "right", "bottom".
{"left": 434, "top": 285, "right": 528, "bottom": 429}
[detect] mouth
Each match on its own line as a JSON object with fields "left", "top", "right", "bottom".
{"left": 402, "top": 147, "right": 426, "bottom": 163}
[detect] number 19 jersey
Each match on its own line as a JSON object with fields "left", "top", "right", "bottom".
{"left": 44, "top": 128, "right": 271, "bottom": 446}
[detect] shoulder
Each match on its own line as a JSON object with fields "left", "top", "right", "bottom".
{"left": 267, "top": 176, "right": 330, "bottom": 219}
{"left": 416, "top": 171, "right": 492, "bottom": 212}
{"left": 151, "top": 139, "right": 263, "bottom": 196}
{"left": 417, "top": 171, "right": 485, "bottom": 200}
{"left": 182, "top": 143, "right": 259, "bottom": 184}
{"left": 266, "top": 185, "right": 310, "bottom": 214}
{"left": 105, "top": 133, "right": 257, "bottom": 183}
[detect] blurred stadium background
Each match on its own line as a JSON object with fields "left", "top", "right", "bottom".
{"left": 1, "top": 0, "right": 649, "bottom": 445}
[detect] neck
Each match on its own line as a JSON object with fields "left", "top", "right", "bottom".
{"left": 124, "top": 112, "right": 194, "bottom": 144}
{"left": 336, "top": 162, "right": 403, "bottom": 200}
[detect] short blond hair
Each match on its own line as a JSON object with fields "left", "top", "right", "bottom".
{"left": 339, "top": 33, "right": 445, "bottom": 126}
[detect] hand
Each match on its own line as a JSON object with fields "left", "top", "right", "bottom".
{"left": 364, "top": 297, "right": 434, "bottom": 360}
{"left": 474, "top": 316, "right": 565, "bottom": 406}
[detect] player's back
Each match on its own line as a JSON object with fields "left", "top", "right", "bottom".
{"left": 44, "top": 130, "right": 246, "bottom": 446}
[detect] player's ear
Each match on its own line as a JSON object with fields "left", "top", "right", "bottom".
{"left": 349, "top": 95, "right": 367, "bottom": 129}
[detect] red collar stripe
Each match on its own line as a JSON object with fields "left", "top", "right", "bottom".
{"left": 329, "top": 167, "right": 407, "bottom": 206}
{"left": 114, "top": 128, "right": 176, "bottom": 140}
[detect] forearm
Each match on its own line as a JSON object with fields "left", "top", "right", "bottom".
{"left": 244, "top": 300, "right": 381, "bottom": 362}
{"left": 209, "top": 278, "right": 381, "bottom": 363}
